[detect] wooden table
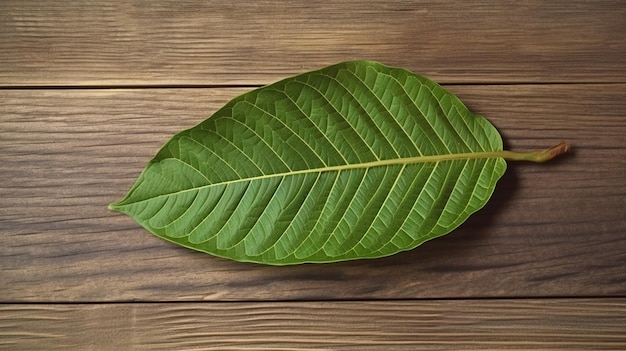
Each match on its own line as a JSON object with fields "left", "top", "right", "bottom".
{"left": 1, "top": 1, "right": 625, "bottom": 349}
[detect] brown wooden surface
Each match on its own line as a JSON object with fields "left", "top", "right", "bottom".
{"left": 1, "top": 0, "right": 625, "bottom": 349}
{"left": 1, "top": 0, "right": 625, "bottom": 86}
{"left": 1, "top": 300, "right": 625, "bottom": 350}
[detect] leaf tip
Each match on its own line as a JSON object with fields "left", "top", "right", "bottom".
{"left": 108, "top": 201, "right": 121, "bottom": 212}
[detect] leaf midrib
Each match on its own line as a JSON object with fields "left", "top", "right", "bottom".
{"left": 111, "top": 150, "right": 505, "bottom": 209}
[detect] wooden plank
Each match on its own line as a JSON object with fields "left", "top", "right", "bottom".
{"left": 1, "top": 85, "right": 624, "bottom": 302}
{"left": 1, "top": 0, "right": 624, "bottom": 86}
{"left": 1, "top": 299, "right": 625, "bottom": 350}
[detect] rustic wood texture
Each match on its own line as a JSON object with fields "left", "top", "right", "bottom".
{"left": 2, "top": 85, "right": 624, "bottom": 302}
{"left": 1, "top": 0, "right": 624, "bottom": 86}
{"left": 1, "top": 300, "right": 625, "bottom": 350}
{"left": 1, "top": 0, "right": 624, "bottom": 349}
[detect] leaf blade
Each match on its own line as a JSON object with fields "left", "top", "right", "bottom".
{"left": 110, "top": 61, "right": 508, "bottom": 265}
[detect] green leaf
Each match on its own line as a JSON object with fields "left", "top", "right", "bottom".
{"left": 110, "top": 61, "right": 568, "bottom": 265}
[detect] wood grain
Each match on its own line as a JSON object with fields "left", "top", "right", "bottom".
{"left": 1, "top": 0, "right": 624, "bottom": 86}
{"left": 2, "top": 1, "right": 624, "bottom": 349}
{"left": 2, "top": 85, "right": 624, "bottom": 302}
{"left": 1, "top": 299, "right": 624, "bottom": 350}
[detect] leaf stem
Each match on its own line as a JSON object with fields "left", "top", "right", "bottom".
{"left": 500, "top": 141, "right": 570, "bottom": 162}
